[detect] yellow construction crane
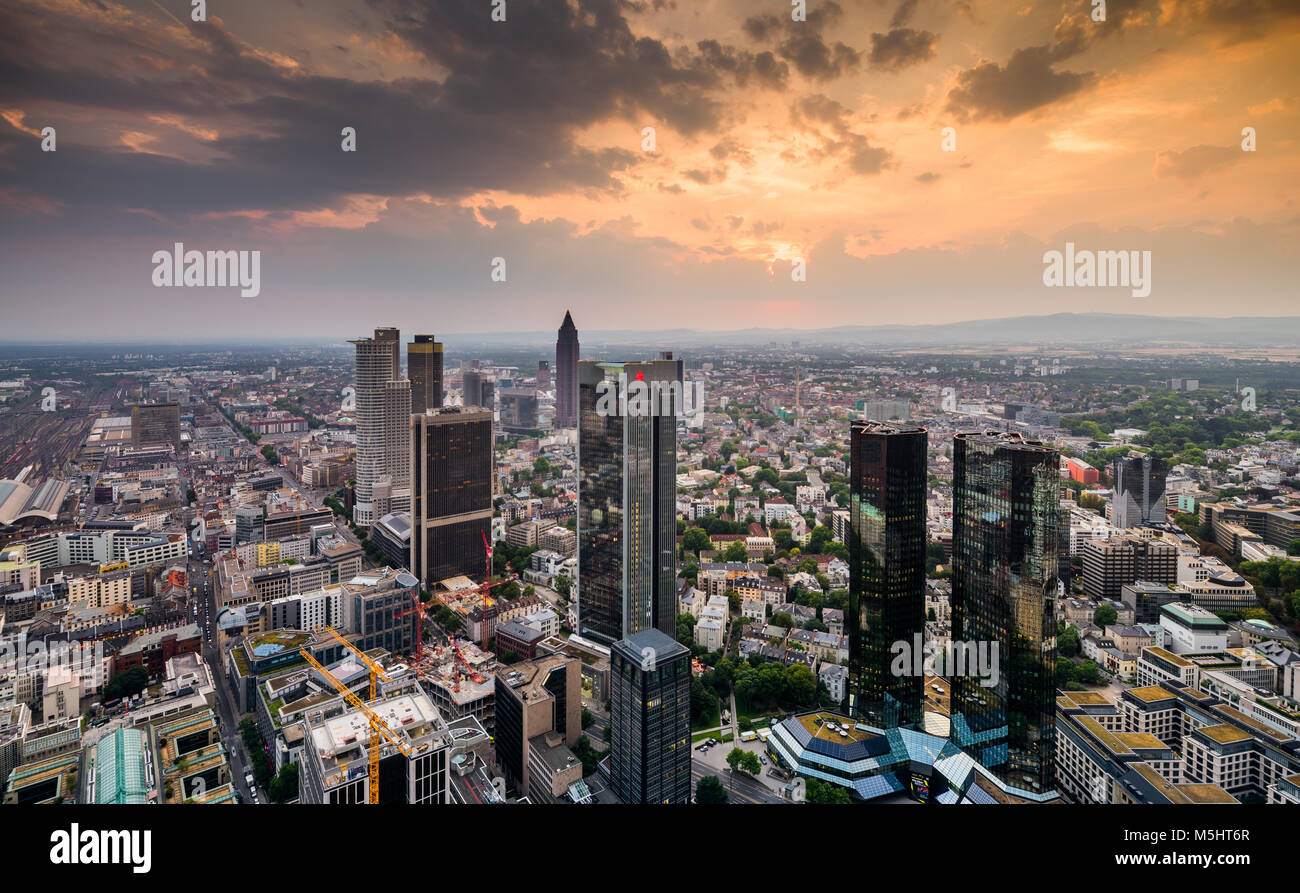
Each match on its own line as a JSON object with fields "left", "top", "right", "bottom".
{"left": 322, "top": 626, "right": 389, "bottom": 698}
{"left": 300, "top": 649, "right": 409, "bottom": 805}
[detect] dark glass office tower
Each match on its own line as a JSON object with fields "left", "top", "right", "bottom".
{"left": 555, "top": 311, "right": 579, "bottom": 429}
{"left": 847, "top": 421, "right": 927, "bottom": 729}
{"left": 410, "top": 407, "right": 494, "bottom": 585}
{"left": 462, "top": 370, "right": 494, "bottom": 413}
{"left": 577, "top": 358, "right": 679, "bottom": 645}
{"left": 1112, "top": 453, "right": 1167, "bottom": 528}
{"left": 609, "top": 629, "right": 691, "bottom": 804}
{"left": 408, "top": 334, "right": 443, "bottom": 412}
{"left": 951, "top": 431, "right": 1060, "bottom": 795}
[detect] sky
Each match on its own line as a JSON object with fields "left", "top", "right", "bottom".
{"left": 1, "top": 0, "right": 1297, "bottom": 340}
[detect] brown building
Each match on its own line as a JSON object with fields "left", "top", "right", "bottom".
{"left": 493, "top": 655, "right": 581, "bottom": 802}
{"left": 1082, "top": 536, "right": 1177, "bottom": 601}
{"left": 114, "top": 623, "right": 202, "bottom": 681}
{"left": 131, "top": 402, "right": 181, "bottom": 451}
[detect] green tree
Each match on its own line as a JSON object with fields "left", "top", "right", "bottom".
{"left": 268, "top": 762, "right": 299, "bottom": 803}
{"left": 807, "top": 777, "right": 851, "bottom": 804}
{"left": 1058, "top": 624, "right": 1081, "bottom": 658}
{"left": 682, "top": 527, "right": 712, "bottom": 556}
{"left": 722, "top": 541, "right": 750, "bottom": 562}
{"left": 104, "top": 666, "right": 150, "bottom": 701}
{"left": 260, "top": 444, "right": 279, "bottom": 465}
{"left": 1093, "top": 604, "right": 1118, "bottom": 628}
{"left": 726, "top": 747, "right": 761, "bottom": 776}
{"left": 695, "top": 775, "right": 729, "bottom": 804}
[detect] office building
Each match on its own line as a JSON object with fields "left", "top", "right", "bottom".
{"left": 493, "top": 654, "right": 581, "bottom": 802}
{"left": 1122, "top": 581, "right": 1181, "bottom": 626}
{"left": 130, "top": 402, "right": 181, "bottom": 451}
{"left": 950, "top": 431, "right": 1061, "bottom": 796}
{"left": 1113, "top": 454, "right": 1168, "bottom": 528}
{"left": 1082, "top": 536, "right": 1177, "bottom": 601}
{"left": 462, "top": 370, "right": 495, "bottom": 414}
{"left": 342, "top": 568, "right": 420, "bottom": 655}
{"left": 351, "top": 327, "right": 411, "bottom": 528}
{"left": 500, "top": 388, "right": 540, "bottom": 433}
{"left": 537, "top": 360, "right": 551, "bottom": 389}
{"left": 299, "top": 692, "right": 460, "bottom": 804}
{"left": 408, "top": 334, "right": 444, "bottom": 412}
{"left": 846, "top": 420, "right": 927, "bottom": 729}
{"left": 577, "top": 357, "right": 681, "bottom": 646}
{"left": 410, "top": 407, "right": 494, "bottom": 585}
{"left": 609, "top": 629, "right": 691, "bottom": 804}
{"left": 554, "top": 310, "right": 579, "bottom": 429}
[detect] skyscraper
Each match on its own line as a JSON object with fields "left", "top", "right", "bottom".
{"left": 536, "top": 360, "right": 551, "bottom": 390}
{"left": 554, "top": 310, "right": 579, "bottom": 429}
{"left": 409, "top": 406, "right": 494, "bottom": 585}
{"left": 951, "top": 431, "right": 1060, "bottom": 796}
{"left": 577, "top": 358, "right": 680, "bottom": 646}
{"left": 846, "top": 420, "right": 927, "bottom": 729}
{"left": 1112, "top": 453, "right": 1168, "bottom": 528}
{"left": 609, "top": 628, "right": 691, "bottom": 805}
{"left": 351, "top": 328, "right": 411, "bottom": 528}
{"left": 462, "top": 370, "right": 494, "bottom": 414}
{"left": 130, "top": 402, "right": 181, "bottom": 451}
{"left": 408, "top": 334, "right": 443, "bottom": 412}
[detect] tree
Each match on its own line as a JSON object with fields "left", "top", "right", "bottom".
{"left": 722, "top": 541, "right": 749, "bottom": 563}
{"left": 554, "top": 574, "right": 571, "bottom": 597}
{"left": 260, "top": 444, "right": 279, "bottom": 465}
{"left": 695, "top": 775, "right": 729, "bottom": 804}
{"left": 682, "top": 527, "right": 712, "bottom": 556}
{"left": 807, "top": 778, "right": 851, "bottom": 804}
{"left": 677, "top": 612, "right": 697, "bottom": 647}
{"left": 104, "top": 666, "right": 149, "bottom": 701}
{"left": 771, "top": 612, "right": 793, "bottom": 629}
{"left": 726, "top": 747, "right": 761, "bottom": 777}
{"left": 1093, "top": 604, "right": 1118, "bottom": 628}
{"left": 268, "top": 762, "right": 299, "bottom": 803}
{"left": 1289, "top": 539, "right": 1300, "bottom": 557}
{"left": 1058, "top": 624, "right": 1081, "bottom": 658}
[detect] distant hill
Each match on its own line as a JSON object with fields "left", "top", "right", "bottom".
{"left": 449, "top": 314, "right": 1300, "bottom": 349}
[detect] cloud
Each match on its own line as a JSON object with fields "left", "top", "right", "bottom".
{"left": 869, "top": 28, "right": 939, "bottom": 72}
{"left": 945, "top": 45, "right": 1095, "bottom": 122}
{"left": 1152, "top": 144, "right": 1242, "bottom": 179}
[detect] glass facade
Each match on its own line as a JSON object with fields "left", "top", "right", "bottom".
{"left": 410, "top": 407, "right": 494, "bottom": 584}
{"left": 951, "top": 432, "right": 1060, "bottom": 794}
{"left": 577, "top": 359, "right": 679, "bottom": 645}
{"left": 847, "top": 421, "right": 927, "bottom": 729}
{"left": 609, "top": 629, "right": 692, "bottom": 804}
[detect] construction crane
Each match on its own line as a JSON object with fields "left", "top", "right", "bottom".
{"left": 300, "top": 648, "right": 408, "bottom": 805}
{"left": 395, "top": 591, "right": 428, "bottom": 662}
{"left": 476, "top": 530, "right": 519, "bottom": 653}
{"left": 322, "top": 626, "right": 390, "bottom": 698}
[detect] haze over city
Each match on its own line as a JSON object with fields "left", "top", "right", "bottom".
{"left": 2, "top": 0, "right": 1298, "bottom": 338}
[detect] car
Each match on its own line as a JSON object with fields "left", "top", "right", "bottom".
{"left": 760, "top": 756, "right": 767, "bottom": 765}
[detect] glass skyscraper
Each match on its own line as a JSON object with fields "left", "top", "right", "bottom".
{"left": 1112, "top": 453, "right": 1168, "bottom": 528}
{"left": 847, "top": 420, "right": 927, "bottom": 729}
{"left": 577, "top": 357, "right": 680, "bottom": 645}
{"left": 408, "top": 334, "right": 443, "bottom": 412}
{"left": 951, "top": 431, "right": 1060, "bottom": 795}
{"left": 609, "top": 629, "right": 692, "bottom": 804}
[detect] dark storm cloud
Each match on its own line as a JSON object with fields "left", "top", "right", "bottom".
{"left": 868, "top": 28, "right": 938, "bottom": 71}
{"left": 0, "top": 0, "right": 780, "bottom": 222}
{"left": 944, "top": 44, "right": 1096, "bottom": 122}
{"left": 740, "top": 1, "right": 862, "bottom": 82}
{"left": 942, "top": 0, "right": 1156, "bottom": 123}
